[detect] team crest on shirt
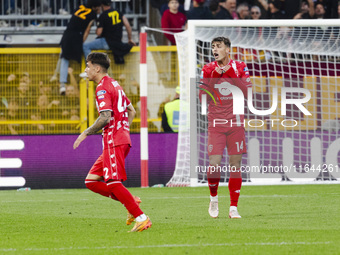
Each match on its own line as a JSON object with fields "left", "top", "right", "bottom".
{"left": 97, "top": 90, "right": 106, "bottom": 96}
{"left": 100, "top": 101, "right": 106, "bottom": 107}
{"left": 208, "top": 144, "right": 213, "bottom": 153}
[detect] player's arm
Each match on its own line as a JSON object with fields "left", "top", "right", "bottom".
{"left": 308, "top": 0, "right": 314, "bottom": 18}
{"left": 199, "top": 65, "right": 218, "bottom": 103}
{"left": 83, "top": 20, "right": 94, "bottom": 42}
{"left": 73, "top": 111, "right": 111, "bottom": 149}
{"left": 122, "top": 16, "right": 136, "bottom": 46}
{"left": 96, "top": 27, "right": 103, "bottom": 36}
{"left": 223, "top": 63, "right": 252, "bottom": 99}
{"left": 126, "top": 103, "right": 136, "bottom": 127}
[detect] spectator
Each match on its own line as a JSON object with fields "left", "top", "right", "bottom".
{"left": 267, "top": 0, "right": 286, "bottom": 19}
{"left": 5, "top": 98, "right": 20, "bottom": 135}
{"left": 58, "top": 0, "right": 101, "bottom": 95}
{"left": 82, "top": 0, "right": 136, "bottom": 66}
{"left": 318, "top": 0, "right": 338, "bottom": 18}
{"left": 314, "top": 2, "right": 326, "bottom": 19}
{"left": 220, "top": 0, "right": 238, "bottom": 19}
{"left": 338, "top": 1, "right": 340, "bottom": 18}
{"left": 162, "top": 86, "right": 180, "bottom": 133}
{"left": 161, "top": 0, "right": 187, "bottom": 45}
{"left": 186, "top": 0, "right": 213, "bottom": 20}
{"left": 3, "top": 0, "right": 15, "bottom": 14}
{"left": 293, "top": 0, "right": 314, "bottom": 19}
{"left": 283, "top": 0, "right": 301, "bottom": 19}
{"left": 160, "top": 0, "right": 185, "bottom": 15}
{"left": 250, "top": 5, "right": 262, "bottom": 19}
{"left": 237, "top": 3, "right": 250, "bottom": 19}
{"left": 255, "top": 0, "right": 268, "bottom": 18}
{"left": 209, "top": 0, "right": 232, "bottom": 19}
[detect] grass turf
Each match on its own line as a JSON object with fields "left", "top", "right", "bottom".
{"left": 0, "top": 184, "right": 339, "bottom": 255}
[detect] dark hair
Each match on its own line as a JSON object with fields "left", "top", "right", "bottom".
{"left": 211, "top": 36, "right": 231, "bottom": 48}
{"left": 315, "top": 1, "right": 325, "bottom": 8}
{"left": 86, "top": 52, "right": 111, "bottom": 71}
{"left": 168, "top": 0, "right": 179, "bottom": 3}
{"left": 301, "top": 0, "right": 309, "bottom": 6}
{"left": 86, "top": 0, "right": 102, "bottom": 8}
{"left": 209, "top": 0, "right": 219, "bottom": 12}
{"left": 101, "top": 0, "right": 112, "bottom": 6}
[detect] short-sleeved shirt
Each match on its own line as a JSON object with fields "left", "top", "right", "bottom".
{"left": 66, "top": 5, "right": 97, "bottom": 33}
{"left": 97, "top": 8, "right": 124, "bottom": 42}
{"left": 96, "top": 76, "right": 131, "bottom": 149}
{"left": 60, "top": 5, "right": 97, "bottom": 62}
{"left": 200, "top": 59, "right": 252, "bottom": 130}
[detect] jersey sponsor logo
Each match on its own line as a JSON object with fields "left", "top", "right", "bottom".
{"left": 97, "top": 90, "right": 107, "bottom": 96}
{"left": 99, "top": 101, "right": 106, "bottom": 107}
{"left": 98, "top": 95, "right": 105, "bottom": 100}
{"left": 243, "top": 67, "right": 249, "bottom": 72}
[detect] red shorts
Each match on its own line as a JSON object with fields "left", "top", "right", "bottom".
{"left": 208, "top": 127, "right": 247, "bottom": 156}
{"left": 89, "top": 144, "right": 131, "bottom": 182}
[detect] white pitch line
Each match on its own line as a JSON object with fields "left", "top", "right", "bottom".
{"left": 0, "top": 241, "right": 332, "bottom": 252}
{"left": 0, "top": 194, "right": 331, "bottom": 203}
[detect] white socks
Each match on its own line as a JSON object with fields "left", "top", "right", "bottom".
{"left": 230, "top": 206, "right": 237, "bottom": 212}
{"left": 136, "top": 214, "right": 147, "bottom": 222}
{"left": 210, "top": 195, "right": 218, "bottom": 202}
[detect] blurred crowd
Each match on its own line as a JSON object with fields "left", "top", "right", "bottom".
{"left": 158, "top": 0, "right": 340, "bottom": 44}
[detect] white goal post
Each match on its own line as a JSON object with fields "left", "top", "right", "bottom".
{"left": 167, "top": 19, "right": 340, "bottom": 187}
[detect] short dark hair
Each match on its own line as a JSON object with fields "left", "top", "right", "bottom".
{"left": 101, "top": 0, "right": 112, "bottom": 6}
{"left": 86, "top": 0, "right": 102, "bottom": 8}
{"left": 211, "top": 37, "right": 231, "bottom": 48}
{"left": 86, "top": 52, "right": 111, "bottom": 71}
{"left": 301, "top": 0, "right": 309, "bottom": 6}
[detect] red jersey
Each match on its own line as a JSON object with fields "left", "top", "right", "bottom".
{"left": 161, "top": 9, "right": 187, "bottom": 45}
{"left": 199, "top": 59, "right": 252, "bottom": 129}
{"left": 95, "top": 76, "right": 131, "bottom": 149}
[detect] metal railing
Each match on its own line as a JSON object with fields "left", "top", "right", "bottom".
{"left": 0, "top": 0, "right": 148, "bottom": 32}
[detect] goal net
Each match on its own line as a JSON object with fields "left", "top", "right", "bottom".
{"left": 167, "top": 19, "right": 340, "bottom": 187}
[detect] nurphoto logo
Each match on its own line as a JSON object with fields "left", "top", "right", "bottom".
{"left": 199, "top": 80, "right": 312, "bottom": 128}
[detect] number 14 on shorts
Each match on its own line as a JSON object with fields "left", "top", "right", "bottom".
{"left": 235, "top": 141, "right": 243, "bottom": 152}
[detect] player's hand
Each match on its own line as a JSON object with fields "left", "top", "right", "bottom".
{"left": 73, "top": 132, "right": 87, "bottom": 149}
{"left": 128, "top": 40, "right": 137, "bottom": 46}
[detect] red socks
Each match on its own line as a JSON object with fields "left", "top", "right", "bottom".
{"left": 85, "top": 179, "right": 118, "bottom": 200}
{"left": 107, "top": 182, "right": 143, "bottom": 218}
{"left": 228, "top": 169, "right": 242, "bottom": 207}
{"left": 85, "top": 179, "right": 143, "bottom": 218}
{"left": 207, "top": 165, "right": 221, "bottom": 197}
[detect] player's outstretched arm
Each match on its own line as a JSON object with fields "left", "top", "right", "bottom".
{"left": 73, "top": 110, "right": 111, "bottom": 149}
{"left": 127, "top": 104, "right": 136, "bottom": 127}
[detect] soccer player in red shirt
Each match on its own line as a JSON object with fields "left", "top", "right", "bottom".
{"left": 199, "top": 37, "right": 252, "bottom": 219}
{"left": 73, "top": 52, "right": 151, "bottom": 232}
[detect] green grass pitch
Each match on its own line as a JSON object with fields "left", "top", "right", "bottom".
{"left": 1, "top": 184, "right": 339, "bottom": 255}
